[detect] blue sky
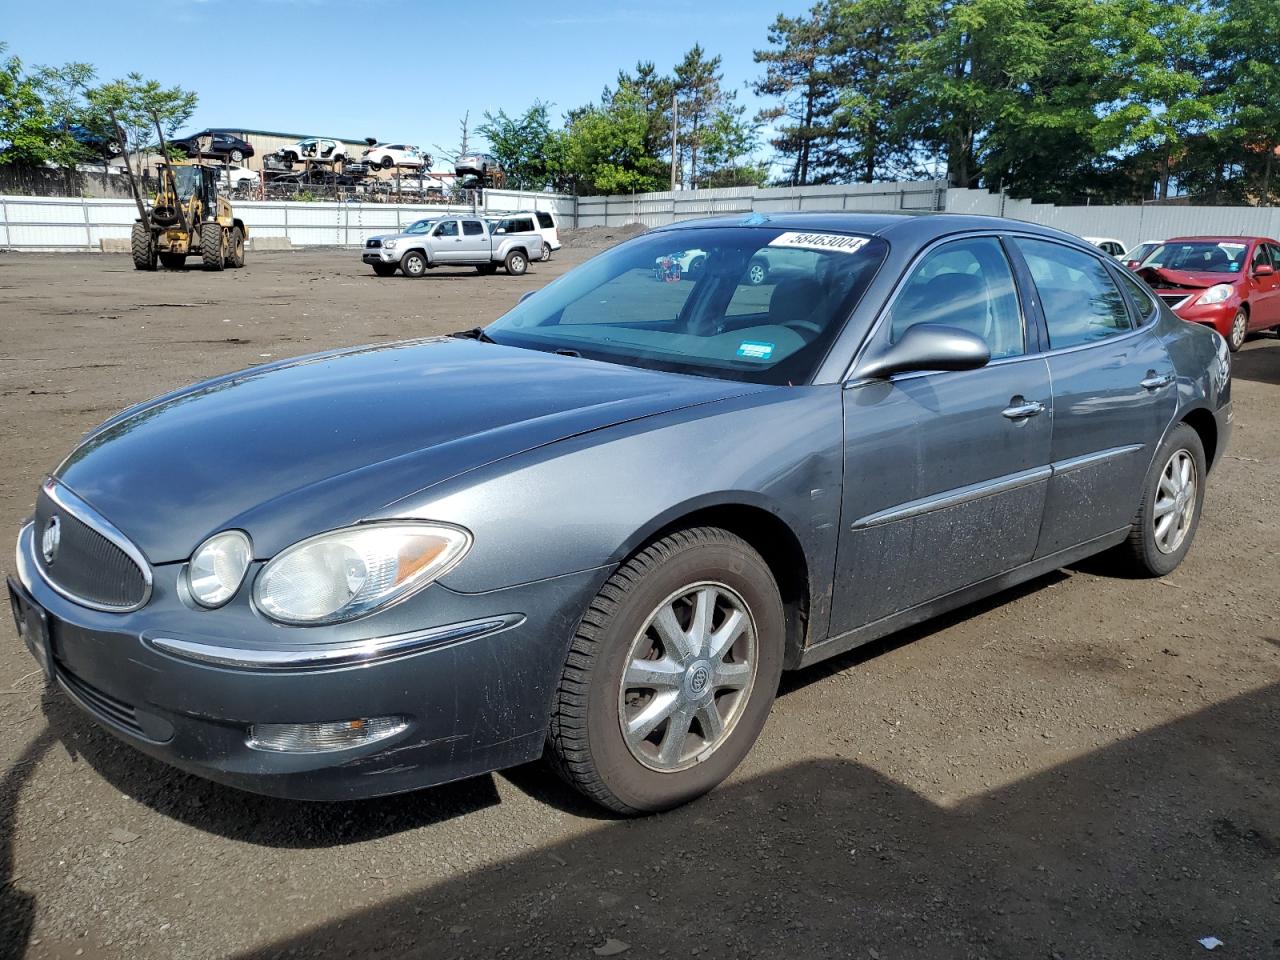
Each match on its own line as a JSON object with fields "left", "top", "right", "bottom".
{"left": 3, "top": 0, "right": 792, "bottom": 172}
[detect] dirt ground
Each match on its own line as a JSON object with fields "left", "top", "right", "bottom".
{"left": 1, "top": 245, "right": 1278, "bottom": 960}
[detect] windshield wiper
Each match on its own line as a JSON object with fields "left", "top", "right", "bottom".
{"left": 450, "top": 327, "right": 497, "bottom": 344}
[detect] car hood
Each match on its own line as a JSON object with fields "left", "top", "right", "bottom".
{"left": 54, "top": 338, "right": 757, "bottom": 562}
{"left": 1142, "top": 267, "right": 1239, "bottom": 290}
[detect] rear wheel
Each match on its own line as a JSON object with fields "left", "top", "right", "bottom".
{"left": 540, "top": 241, "right": 553, "bottom": 262}
{"left": 400, "top": 251, "right": 427, "bottom": 278}
{"left": 549, "top": 527, "right": 785, "bottom": 814}
{"left": 746, "top": 259, "right": 768, "bottom": 285}
{"left": 229, "top": 149, "right": 244, "bottom": 163}
{"left": 371, "top": 263, "right": 397, "bottom": 277}
{"left": 1227, "top": 309, "right": 1248, "bottom": 351}
{"left": 159, "top": 252, "right": 186, "bottom": 270}
{"left": 504, "top": 250, "right": 528, "bottom": 276}
{"left": 201, "top": 222, "right": 226, "bottom": 271}
{"left": 131, "top": 222, "right": 156, "bottom": 271}
{"left": 228, "top": 226, "right": 245, "bottom": 268}
{"left": 380, "top": 155, "right": 394, "bottom": 169}
{"left": 1117, "top": 422, "right": 1206, "bottom": 577}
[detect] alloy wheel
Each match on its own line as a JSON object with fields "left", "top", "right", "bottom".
{"left": 617, "top": 581, "right": 757, "bottom": 773}
{"left": 1153, "top": 449, "right": 1197, "bottom": 554}
{"left": 748, "top": 263, "right": 766, "bottom": 285}
{"left": 1230, "top": 311, "right": 1247, "bottom": 350}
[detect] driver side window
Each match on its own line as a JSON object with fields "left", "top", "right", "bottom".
{"left": 886, "top": 236, "right": 1025, "bottom": 359}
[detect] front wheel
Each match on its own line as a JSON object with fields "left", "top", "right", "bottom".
{"left": 504, "top": 251, "right": 527, "bottom": 276}
{"left": 1117, "top": 422, "right": 1206, "bottom": 577}
{"left": 745, "top": 259, "right": 768, "bottom": 285}
{"left": 549, "top": 527, "right": 785, "bottom": 814}
{"left": 201, "top": 222, "right": 225, "bottom": 271}
{"left": 400, "top": 251, "right": 427, "bottom": 278}
{"left": 1227, "top": 309, "right": 1248, "bottom": 352}
{"left": 230, "top": 149, "right": 244, "bottom": 163}
{"left": 380, "top": 155, "right": 394, "bottom": 169}
{"left": 131, "top": 222, "right": 156, "bottom": 271}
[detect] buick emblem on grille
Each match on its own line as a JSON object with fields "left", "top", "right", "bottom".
{"left": 41, "top": 516, "right": 61, "bottom": 564}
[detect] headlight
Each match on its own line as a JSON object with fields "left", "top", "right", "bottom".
{"left": 383, "top": 238, "right": 397, "bottom": 250}
{"left": 1198, "top": 283, "right": 1233, "bottom": 305}
{"left": 254, "top": 522, "right": 471, "bottom": 625}
{"left": 188, "top": 531, "right": 252, "bottom": 608}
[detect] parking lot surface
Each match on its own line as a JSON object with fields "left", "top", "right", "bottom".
{"left": 1, "top": 247, "right": 1278, "bottom": 960}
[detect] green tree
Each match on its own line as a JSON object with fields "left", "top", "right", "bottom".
{"left": 699, "top": 103, "right": 767, "bottom": 186}
{"left": 476, "top": 101, "right": 554, "bottom": 190}
{"left": 1093, "top": 0, "right": 1219, "bottom": 199}
{"left": 557, "top": 87, "right": 665, "bottom": 195}
{"left": 1215, "top": 0, "right": 1280, "bottom": 202}
{"left": 0, "top": 44, "right": 56, "bottom": 167}
{"left": 673, "top": 44, "right": 730, "bottom": 188}
{"left": 610, "top": 61, "right": 675, "bottom": 172}
{"left": 85, "top": 72, "right": 197, "bottom": 164}
{"left": 33, "top": 61, "right": 100, "bottom": 167}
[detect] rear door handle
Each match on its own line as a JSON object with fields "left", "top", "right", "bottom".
{"left": 1003, "top": 399, "right": 1045, "bottom": 420}
{"left": 1141, "top": 372, "right": 1174, "bottom": 390}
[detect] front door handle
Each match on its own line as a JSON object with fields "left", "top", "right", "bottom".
{"left": 1003, "top": 398, "right": 1045, "bottom": 420}
{"left": 1141, "top": 371, "right": 1174, "bottom": 390}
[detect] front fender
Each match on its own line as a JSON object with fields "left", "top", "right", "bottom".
{"left": 385, "top": 386, "right": 845, "bottom": 630}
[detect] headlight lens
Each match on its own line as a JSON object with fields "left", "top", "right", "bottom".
{"left": 383, "top": 238, "right": 397, "bottom": 250}
{"left": 254, "top": 522, "right": 470, "bottom": 625}
{"left": 1199, "top": 283, "right": 1233, "bottom": 305}
{"left": 188, "top": 531, "right": 252, "bottom": 608}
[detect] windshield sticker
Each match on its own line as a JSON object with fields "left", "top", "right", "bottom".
{"left": 737, "top": 340, "right": 775, "bottom": 360}
{"left": 768, "top": 232, "right": 869, "bottom": 255}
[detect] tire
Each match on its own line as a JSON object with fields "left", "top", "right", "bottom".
{"left": 131, "top": 222, "right": 156, "bottom": 271}
{"left": 505, "top": 250, "right": 528, "bottom": 276}
{"left": 201, "top": 222, "right": 225, "bottom": 271}
{"left": 1116, "top": 422, "right": 1207, "bottom": 577}
{"left": 686, "top": 255, "right": 706, "bottom": 278}
{"left": 548, "top": 527, "right": 785, "bottom": 814}
{"left": 372, "top": 263, "right": 397, "bottom": 277}
{"left": 746, "top": 259, "right": 768, "bottom": 286}
{"left": 400, "top": 251, "right": 427, "bottom": 278}
{"left": 228, "top": 226, "right": 245, "bottom": 268}
{"left": 159, "top": 252, "right": 186, "bottom": 270}
{"left": 1227, "top": 309, "right": 1247, "bottom": 352}
{"left": 540, "top": 241, "right": 553, "bottom": 262}
{"left": 380, "top": 155, "right": 394, "bottom": 169}
{"left": 230, "top": 149, "right": 244, "bottom": 163}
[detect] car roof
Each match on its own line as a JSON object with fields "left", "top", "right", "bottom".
{"left": 1164, "top": 235, "right": 1277, "bottom": 243}
{"left": 649, "top": 211, "right": 1091, "bottom": 247}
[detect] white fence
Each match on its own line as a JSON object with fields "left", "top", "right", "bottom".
{"left": 0, "top": 190, "right": 575, "bottom": 250}
{"left": 2, "top": 183, "right": 1276, "bottom": 253}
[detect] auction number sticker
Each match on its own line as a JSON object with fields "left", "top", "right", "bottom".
{"left": 768, "top": 232, "right": 869, "bottom": 254}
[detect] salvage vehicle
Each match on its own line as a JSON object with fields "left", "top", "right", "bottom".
{"left": 455, "top": 152, "right": 499, "bottom": 178}
{"left": 362, "top": 215, "right": 541, "bottom": 277}
{"left": 362, "top": 143, "right": 425, "bottom": 169}
{"left": 1136, "top": 235, "right": 1280, "bottom": 350}
{"left": 1123, "top": 240, "right": 1163, "bottom": 270}
{"left": 1083, "top": 236, "right": 1126, "bottom": 258}
{"left": 276, "top": 138, "right": 351, "bottom": 166}
{"left": 488, "top": 210, "right": 561, "bottom": 261}
{"left": 9, "top": 213, "right": 1230, "bottom": 815}
{"left": 170, "top": 130, "right": 255, "bottom": 164}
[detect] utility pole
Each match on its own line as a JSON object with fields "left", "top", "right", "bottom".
{"left": 670, "top": 93, "right": 679, "bottom": 191}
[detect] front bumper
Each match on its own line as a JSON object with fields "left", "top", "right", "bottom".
{"left": 362, "top": 248, "right": 400, "bottom": 266}
{"left": 1167, "top": 296, "right": 1237, "bottom": 336}
{"left": 12, "top": 523, "right": 605, "bottom": 800}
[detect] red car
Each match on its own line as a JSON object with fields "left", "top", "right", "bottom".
{"left": 1136, "top": 235, "right": 1280, "bottom": 351}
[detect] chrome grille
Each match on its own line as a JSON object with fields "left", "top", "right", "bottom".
{"left": 34, "top": 481, "right": 150, "bottom": 612}
{"left": 1157, "top": 293, "right": 1188, "bottom": 308}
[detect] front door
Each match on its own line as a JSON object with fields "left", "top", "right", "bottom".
{"left": 1010, "top": 236, "right": 1178, "bottom": 556}
{"left": 431, "top": 219, "right": 462, "bottom": 262}
{"left": 1250, "top": 243, "right": 1280, "bottom": 326}
{"left": 831, "top": 235, "right": 1053, "bottom": 635}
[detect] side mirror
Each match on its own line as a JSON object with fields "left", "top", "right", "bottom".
{"left": 856, "top": 324, "right": 991, "bottom": 380}
{"left": 495, "top": 228, "right": 506, "bottom": 234}
{"left": 1255, "top": 263, "right": 1274, "bottom": 277}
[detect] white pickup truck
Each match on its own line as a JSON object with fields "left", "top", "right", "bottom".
{"left": 362, "top": 215, "right": 543, "bottom": 278}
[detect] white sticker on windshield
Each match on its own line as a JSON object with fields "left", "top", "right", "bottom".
{"left": 768, "top": 232, "right": 869, "bottom": 255}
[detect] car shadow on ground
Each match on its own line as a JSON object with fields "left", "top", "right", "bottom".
{"left": 1231, "top": 335, "right": 1280, "bottom": 386}
{"left": 226, "top": 682, "right": 1279, "bottom": 960}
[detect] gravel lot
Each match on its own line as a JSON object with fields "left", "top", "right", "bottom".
{"left": 1, "top": 244, "right": 1278, "bottom": 960}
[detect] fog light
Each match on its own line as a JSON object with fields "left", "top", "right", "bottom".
{"left": 246, "top": 717, "right": 407, "bottom": 753}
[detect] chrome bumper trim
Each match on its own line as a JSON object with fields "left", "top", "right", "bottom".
{"left": 147, "top": 614, "right": 525, "bottom": 670}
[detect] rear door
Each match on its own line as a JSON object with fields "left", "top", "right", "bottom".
{"left": 458, "top": 219, "right": 489, "bottom": 261}
{"left": 832, "top": 234, "right": 1053, "bottom": 634}
{"left": 1011, "top": 236, "right": 1177, "bottom": 557}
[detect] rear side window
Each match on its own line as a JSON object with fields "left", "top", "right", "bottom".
{"left": 1014, "top": 238, "right": 1132, "bottom": 348}
{"left": 517, "top": 217, "right": 535, "bottom": 232}
{"left": 886, "top": 236, "right": 1025, "bottom": 359}
{"left": 1114, "top": 268, "right": 1159, "bottom": 324}
{"left": 462, "top": 220, "right": 483, "bottom": 236}
{"left": 536, "top": 211, "right": 555, "bottom": 229}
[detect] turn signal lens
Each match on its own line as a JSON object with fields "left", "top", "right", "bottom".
{"left": 247, "top": 717, "right": 407, "bottom": 753}
{"left": 188, "top": 531, "right": 252, "bottom": 608}
{"left": 254, "top": 522, "right": 470, "bottom": 625}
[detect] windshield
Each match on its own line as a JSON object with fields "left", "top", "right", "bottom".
{"left": 403, "top": 219, "right": 436, "bottom": 235}
{"left": 1144, "top": 241, "right": 1248, "bottom": 274}
{"left": 485, "top": 226, "right": 887, "bottom": 384}
{"left": 169, "top": 166, "right": 200, "bottom": 200}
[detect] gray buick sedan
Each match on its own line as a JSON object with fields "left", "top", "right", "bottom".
{"left": 9, "top": 213, "right": 1231, "bottom": 814}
